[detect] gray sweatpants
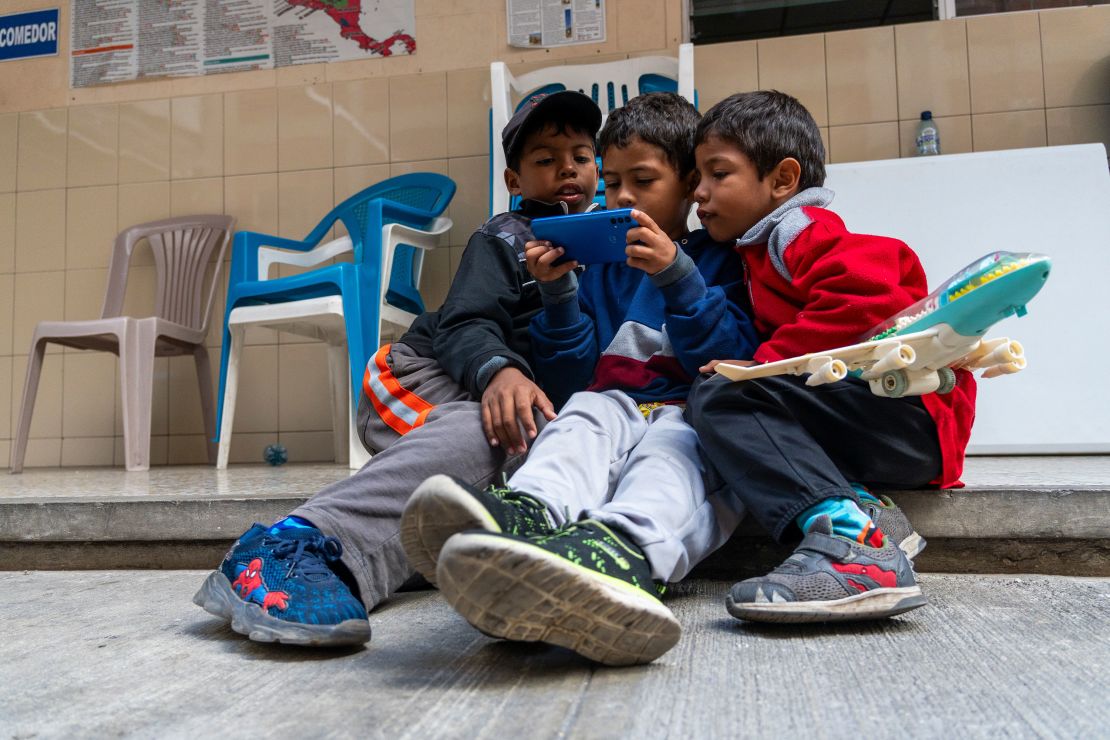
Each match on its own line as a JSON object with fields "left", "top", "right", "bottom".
{"left": 507, "top": 390, "right": 746, "bottom": 583}
{"left": 292, "top": 343, "right": 525, "bottom": 610}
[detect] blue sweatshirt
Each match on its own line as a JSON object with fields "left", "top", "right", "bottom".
{"left": 530, "top": 228, "right": 758, "bottom": 407}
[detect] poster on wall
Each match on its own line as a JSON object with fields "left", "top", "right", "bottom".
{"left": 506, "top": 0, "right": 604, "bottom": 48}
{"left": 70, "top": 0, "right": 416, "bottom": 88}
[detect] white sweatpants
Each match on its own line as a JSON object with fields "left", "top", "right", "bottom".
{"left": 507, "top": 390, "right": 746, "bottom": 582}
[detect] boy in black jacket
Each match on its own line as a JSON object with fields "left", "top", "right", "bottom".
{"left": 192, "top": 91, "right": 602, "bottom": 647}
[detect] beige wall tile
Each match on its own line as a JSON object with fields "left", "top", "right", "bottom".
{"left": 416, "top": 241, "right": 451, "bottom": 312}
{"left": 0, "top": 274, "right": 12, "bottom": 356}
{"left": 228, "top": 432, "right": 274, "bottom": 464}
{"left": 390, "top": 159, "right": 450, "bottom": 178}
{"left": 448, "top": 156, "right": 490, "bottom": 244}
{"left": 898, "top": 115, "right": 973, "bottom": 157}
{"left": 167, "top": 354, "right": 210, "bottom": 435}
{"left": 0, "top": 441, "right": 9, "bottom": 469}
{"left": 170, "top": 68, "right": 275, "bottom": 97}
{"left": 1046, "top": 105, "right": 1110, "bottom": 149}
{"left": 119, "top": 100, "right": 171, "bottom": 184}
{"left": 616, "top": 0, "right": 667, "bottom": 52}
{"left": 276, "top": 63, "right": 328, "bottom": 88}
{"left": 225, "top": 173, "right": 278, "bottom": 236}
{"left": 896, "top": 20, "right": 971, "bottom": 119}
{"left": 447, "top": 68, "right": 491, "bottom": 159}
{"left": 62, "top": 353, "right": 116, "bottom": 438}
{"left": 66, "top": 186, "right": 118, "bottom": 271}
{"left": 167, "top": 434, "right": 209, "bottom": 464}
{"left": 11, "top": 353, "right": 62, "bottom": 441}
{"left": 229, "top": 344, "right": 279, "bottom": 434}
{"left": 390, "top": 73, "right": 448, "bottom": 162}
{"left": 67, "top": 104, "right": 119, "bottom": 187}
{"left": 225, "top": 89, "right": 278, "bottom": 176}
{"left": 0, "top": 193, "right": 14, "bottom": 273}
{"left": 417, "top": 12, "right": 495, "bottom": 72}
{"left": 277, "top": 343, "right": 333, "bottom": 431}
{"left": 17, "top": 109, "right": 67, "bottom": 191}
{"left": 16, "top": 189, "right": 66, "bottom": 273}
{"left": 171, "top": 95, "right": 224, "bottom": 180}
{"left": 757, "top": 34, "right": 828, "bottom": 127}
{"left": 967, "top": 12, "right": 1044, "bottom": 114}
{"left": 0, "top": 114, "right": 16, "bottom": 193}
{"left": 826, "top": 27, "right": 897, "bottom": 126}
{"left": 277, "top": 430, "right": 335, "bottom": 463}
{"left": 61, "top": 437, "right": 116, "bottom": 467}
{"left": 278, "top": 169, "right": 334, "bottom": 241}
{"left": 693, "top": 40, "right": 758, "bottom": 113}
{"left": 972, "top": 109, "right": 1048, "bottom": 152}
{"left": 119, "top": 265, "right": 157, "bottom": 318}
{"left": 828, "top": 122, "right": 900, "bottom": 164}
{"left": 278, "top": 84, "right": 333, "bottom": 172}
{"left": 13, "top": 271, "right": 64, "bottom": 354}
{"left": 171, "top": 178, "right": 224, "bottom": 218}
{"left": 333, "top": 78, "right": 390, "bottom": 167}
{"left": 118, "top": 182, "right": 171, "bottom": 267}
{"left": 19, "top": 438, "right": 62, "bottom": 468}
{"left": 64, "top": 268, "right": 107, "bottom": 322}
{"left": 334, "top": 164, "right": 392, "bottom": 205}
{"left": 0, "top": 356, "right": 10, "bottom": 440}
{"left": 1040, "top": 5, "right": 1110, "bottom": 108}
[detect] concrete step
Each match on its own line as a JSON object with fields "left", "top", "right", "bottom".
{"left": 2, "top": 457, "right": 1108, "bottom": 575}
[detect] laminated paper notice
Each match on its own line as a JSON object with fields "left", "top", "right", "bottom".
{"left": 507, "top": 0, "right": 605, "bottom": 48}
{"left": 70, "top": 0, "right": 416, "bottom": 88}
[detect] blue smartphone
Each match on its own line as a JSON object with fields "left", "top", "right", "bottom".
{"left": 531, "top": 208, "right": 636, "bottom": 265}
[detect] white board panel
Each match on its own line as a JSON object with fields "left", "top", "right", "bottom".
{"left": 824, "top": 144, "right": 1110, "bottom": 453}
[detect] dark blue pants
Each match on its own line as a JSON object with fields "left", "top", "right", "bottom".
{"left": 685, "top": 373, "right": 942, "bottom": 543}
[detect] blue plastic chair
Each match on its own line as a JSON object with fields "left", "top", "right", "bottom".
{"left": 214, "top": 173, "right": 456, "bottom": 451}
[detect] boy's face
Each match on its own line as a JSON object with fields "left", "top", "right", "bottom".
{"left": 505, "top": 124, "right": 598, "bottom": 212}
{"left": 692, "top": 134, "right": 782, "bottom": 243}
{"left": 600, "top": 136, "right": 695, "bottom": 241}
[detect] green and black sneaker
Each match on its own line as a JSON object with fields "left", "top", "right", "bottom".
{"left": 435, "top": 520, "right": 681, "bottom": 666}
{"left": 401, "top": 474, "right": 557, "bottom": 586}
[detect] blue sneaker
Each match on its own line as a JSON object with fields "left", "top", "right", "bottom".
{"left": 192, "top": 524, "right": 371, "bottom": 646}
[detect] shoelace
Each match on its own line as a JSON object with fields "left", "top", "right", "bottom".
{"left": 485, "top": 478, "right": 550, "bottom": 520}
{"left": 267, "top": 534, "right": 344, "bottom": 583}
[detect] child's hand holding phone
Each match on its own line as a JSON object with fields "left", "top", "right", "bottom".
{"left": 524, "top": 239, "right": 578, "bottom": 283}
{"left": 624, "top": 209, "right": 678, "bottom": 275}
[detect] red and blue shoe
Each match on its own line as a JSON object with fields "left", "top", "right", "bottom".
{"left": 726, "top": 515, "right": 927, "bottom": 623}
{"left": 192, "top": 523, "right": 370, "bottom": 646}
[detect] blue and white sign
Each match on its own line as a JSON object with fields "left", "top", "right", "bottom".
{"left": 0, "top": 9, "right": 60, "bottom": 63}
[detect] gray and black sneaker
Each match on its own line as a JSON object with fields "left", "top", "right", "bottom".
{"left": 436, "top": 520, "right": 680, "bottom": 666}
{"left": 859, "top": 493, "right": 926, "bottom": 560}
{"left": 726, "top": 515, "right": 927, "bottom": 624}
{"left": 401, "top": 474, "right": 557, "bottom": 586}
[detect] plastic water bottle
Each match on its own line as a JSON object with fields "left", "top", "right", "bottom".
{"left": 915, "top": 111, "right": 940, "bottom": 156}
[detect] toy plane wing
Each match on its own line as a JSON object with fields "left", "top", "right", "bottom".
{"left": 716, "top": 251, "right": 1050, "bottom": 398}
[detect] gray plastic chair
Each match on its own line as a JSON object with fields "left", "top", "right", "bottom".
{"left": 10, "top": 215, "right": 235, "bottom": 473}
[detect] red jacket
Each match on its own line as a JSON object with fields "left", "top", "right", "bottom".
{"left": 739, "top": 204, "right": 976, "bottom": 488}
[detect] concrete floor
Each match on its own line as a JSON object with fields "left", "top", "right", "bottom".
{"left": 1, "top": 571, "right": 1107, "bottom": 738}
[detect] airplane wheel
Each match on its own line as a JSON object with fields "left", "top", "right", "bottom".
{"left": 936, "top": 367, "right": 957, "bottom": 394}
{"left": 880, "top": 370, "right": 909, "bottom": 398}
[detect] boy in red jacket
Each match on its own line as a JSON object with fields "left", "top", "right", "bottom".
{"left": 686, "top": 91, "right": 976, "bottom": 623}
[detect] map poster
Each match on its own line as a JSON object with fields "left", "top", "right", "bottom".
{"left": 507, "top": 0, "right": 604, "bottom": 49}
{"left": 70, "top": 0, "right": 416, "bottom": 88}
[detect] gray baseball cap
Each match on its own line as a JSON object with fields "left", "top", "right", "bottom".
{"left": 501, "top": 90, "right": 602, "bottom": 167}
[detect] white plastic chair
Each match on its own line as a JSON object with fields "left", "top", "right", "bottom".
{"left": 216, "top": 218, "right": 450, "bottom": 470}
{"left": 489, "top": 43, "right": 696, "bottom": 216}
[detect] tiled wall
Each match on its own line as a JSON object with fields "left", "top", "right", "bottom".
{"left": 0, "top": 3, "right": 1107, "bottom": 468}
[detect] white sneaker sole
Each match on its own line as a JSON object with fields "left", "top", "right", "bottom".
{"left": 400, "top": 474, "right": 504, "bottom": 587}
{"left": 726, "top": 585, "right": 927, "bottom": 624}
{"left": 899, "top": 532, "right": 926, "bottom": 560}
{"left": 192, "top": 571, "right": 371, "bottom": 647}
{"left": 436, "top": 532, "right": 681, "bottom": 666}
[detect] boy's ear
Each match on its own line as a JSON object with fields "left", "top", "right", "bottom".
{"left": 770, "top": 158, "right": 802, "bottom": 198}
{"left": 504, "top": 167, "right": 522, "bottom": 196}
{"left": 681, "top": 168, "right": 699, "bottom": 199}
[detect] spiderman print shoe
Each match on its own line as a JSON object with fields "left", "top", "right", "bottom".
{"left": 192, "top": 523, "right": 370, "bottom": 646}
{"left": 725, "top": 515, "right": 927, "bottom": 624}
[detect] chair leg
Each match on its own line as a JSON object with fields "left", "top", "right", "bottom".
{"left": 119, "top": 321, "right": 155, "bottom": 472}
{"left": 216, "top": 325, "right": 245, "bottom": 469}
{"left": 194, "top": 345, "right": 218, "bottom": 465}
{"left": 10, "top": 338, "right": 48, "bottom": 474}
{"left": 327, "top": 342, "right": 350, "bottom": 465}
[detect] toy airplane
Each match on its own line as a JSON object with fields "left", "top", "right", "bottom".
{"left": 715, "top": 251, "right": 1052, "bottom": 398}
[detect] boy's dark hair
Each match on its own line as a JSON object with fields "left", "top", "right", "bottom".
{"left": 695, "top": 90, "right": 826, "bottom": 190}
{"left": 597, "top": 92, "right": 701, "bottom": 177}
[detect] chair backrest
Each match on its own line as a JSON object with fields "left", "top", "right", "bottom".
{"left": 489, "top": 44, "right": 695, "bottom": 215}
{"left": 322, "top": 173, "right": 455, "bottom": 255}
{"left": 101, "top": 215, "right": 235, "bottom": 333}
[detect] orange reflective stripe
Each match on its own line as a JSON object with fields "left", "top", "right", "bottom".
{"left": 362, "top": 343, "right": 436, "bottom": 436}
